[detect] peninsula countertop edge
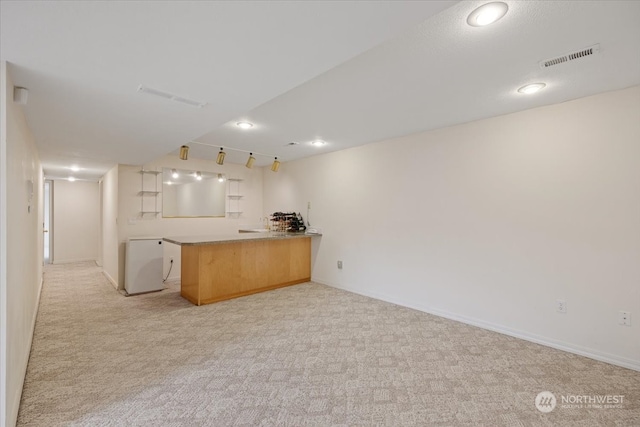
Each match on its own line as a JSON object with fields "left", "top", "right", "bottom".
{"left": 163, "top": 232, "right": 321, "bottom": 246}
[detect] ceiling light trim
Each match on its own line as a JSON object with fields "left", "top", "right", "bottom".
{"left": 517, "top": 83, "right": 546, "bottom": 94}
{"left": 467, "top": 2, "right": 508, "bottom": 27}
{"left": 236, "top": 121, "right": 254, "bottom": 129}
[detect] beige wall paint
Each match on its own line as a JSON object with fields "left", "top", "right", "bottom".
{"left": 110, "top": 155, "right": 264, "bottom": 289}
{"left": 101, "top": 165, "right": 119, "bottom": 288}
{"left": 263, "top": 86, "right": 640, "bottom": 370}
{"left": 0, "top": 60, "right": 6, "bottom": 427}
{"left": 52, "top": 180, "right": 99, "bottom": 264}
{"left": 0, "top": 62, "right": 44, "bottom": 427}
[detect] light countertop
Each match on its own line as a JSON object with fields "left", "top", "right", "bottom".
{"left": 163, "top": 232, "right": 320, "bottom": 246}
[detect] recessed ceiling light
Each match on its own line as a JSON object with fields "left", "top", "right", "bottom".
{"left": 68, "top": 177, "right": 76, "bottom": 182}
{"left": 236, "top": 121, "right": 253, "bottom": 129}
{"left": 517, "top": 83, "right": 546, "bottom": 94}
{"left": 311, "top": 140, "right": 326, "bottom": 146}
{"left": 69, "top": 165, "right": 80, "bottom": 172}
{"left": 467, "top": 2, "right": 508, "bottom": 27}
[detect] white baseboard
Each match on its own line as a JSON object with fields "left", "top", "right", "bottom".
{"left": 52, "top": 258, "right": 97, "bottom": 265}
{"left": 165, "top": 275, "right": 180, "bottom": 283}
{"left": 11, "top": 276, "right": 44, "bottom": 427}
{"left": 314, "top": 277, "right": 640, "bottom": 372}
{"left": 102, "top": 270, "right": 119, "bottom": 290}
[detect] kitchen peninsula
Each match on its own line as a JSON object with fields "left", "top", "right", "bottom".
{"left": 163, "top": 233, "right": 316, "bottom": 306}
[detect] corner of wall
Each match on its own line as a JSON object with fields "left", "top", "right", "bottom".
{"left": 0, "top": 58, "right": 10, "bottom": 427}
{"left": 1, "top": 61, "right": 45, "bottom": 427}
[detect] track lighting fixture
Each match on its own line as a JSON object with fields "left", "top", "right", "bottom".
{"left": 179, "top": 145, "right": 189, "bottom": 160}
{"left": 245, "top": 153, "right": 256, "bottom": 169}
{"left": 271, "top": 157, "right": 280, "bottom": 172}
{"left": 195, "top": 171, "right": 202, "bottom": 181}
{"left": 171, "top": 169, "right": 179, "bottom": 179}
{"left": 216, "top": 147, "right": 226, "bottom": 165}
{"left": 182, "top": 141, "right": 281, "bottom": 169}
{"left": 217, "top": 173, "right": 225, "bottom": 182}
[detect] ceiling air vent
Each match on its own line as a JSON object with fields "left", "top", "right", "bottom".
{"left": 137, "top": 85, "right": 207, "bottom": 108}
{"left": 539, "top": 44, "right": 600, "bottom": 69}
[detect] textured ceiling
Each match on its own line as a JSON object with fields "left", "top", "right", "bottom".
{"left": 1, "top": 0, "right": 454, "bottom": 180}
{"left": 193, "top": 0, "right": 640, "bottom": 165}
{"left": 2, "top": 1, "right": 639, "bottom": 180}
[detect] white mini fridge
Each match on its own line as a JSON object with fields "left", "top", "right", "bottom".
{"left": 125, "top": 237, "right": 164, "bottom": 295}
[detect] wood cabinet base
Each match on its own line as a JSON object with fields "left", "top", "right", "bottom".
{"left": 180, "top": 237, "right": 311, "bottom": 306}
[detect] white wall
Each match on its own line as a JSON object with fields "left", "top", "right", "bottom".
{"left": 173, "top": 179, "right": 225, "bottom": 217}
{"left": 52, "top": 180, "right": 99, "bottom": 264}
{"left": 96, "top": 180, "right": 103, "bottom": 267}
{"left": 112, "top": 155, "right": 264, "bottom": 289}
{"left": 101, "top": 165, "right": 119, "bottom": 288}
{"left": 0, "top": 62, "right": 44, "bottom": 427}
{"left": 263, "top": 86, "right": 640, "bottom": 371}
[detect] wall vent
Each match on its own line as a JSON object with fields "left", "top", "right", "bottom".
{"left": 539, "top": 44, "right": 600, "bottom": 69}
{"left": 137, "top": 85, "right": 207, "bottom": 108}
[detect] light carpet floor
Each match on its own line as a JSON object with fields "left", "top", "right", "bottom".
{"left": 17, "top": 262, "right": 639, "bottom": 426}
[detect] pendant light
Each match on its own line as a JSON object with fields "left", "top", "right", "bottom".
{"left": 216, "top": 147, "right": 226, "bottom": 165}
{"left": 179, "top": 145, "right": 189, "bottom": 160}
{"left": 271, "top": 157, "right": 280, "bottom": 172}
{"left": 245, "top": 153, "right": 256, "bottom": 169}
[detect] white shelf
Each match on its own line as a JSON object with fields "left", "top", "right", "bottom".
{"left": 139, "top": 168, "right": 160, "bottom": 217}
{"left": 226, "top": 179, "right": 243, "bottom": 217}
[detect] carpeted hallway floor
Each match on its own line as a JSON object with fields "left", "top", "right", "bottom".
{"left": 17, "top": 262, "right": 640, "bottom": 426}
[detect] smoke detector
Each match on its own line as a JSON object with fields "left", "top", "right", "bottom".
{"left": 539, "top": 44, "right": 600, "bottom": 69}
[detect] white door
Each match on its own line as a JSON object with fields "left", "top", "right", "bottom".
{"left": 43, "top": 180, "right": 53, "bottom": 264}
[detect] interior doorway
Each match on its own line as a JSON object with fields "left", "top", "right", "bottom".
{"left": 44, "top": 180, "right": 53, "bottom": 263}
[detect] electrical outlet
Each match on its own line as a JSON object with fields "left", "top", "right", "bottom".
{"left": 170, "top": 257, "right": 174, "bottom": 263}
{"left": 337, "top": 260, "right": 343, "bottom": 269}
{"left": 556, "top": 299, "right": 567, "bottom": 313}
{"left": 619, "top": 311, "right": 631, "bottom": 326}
